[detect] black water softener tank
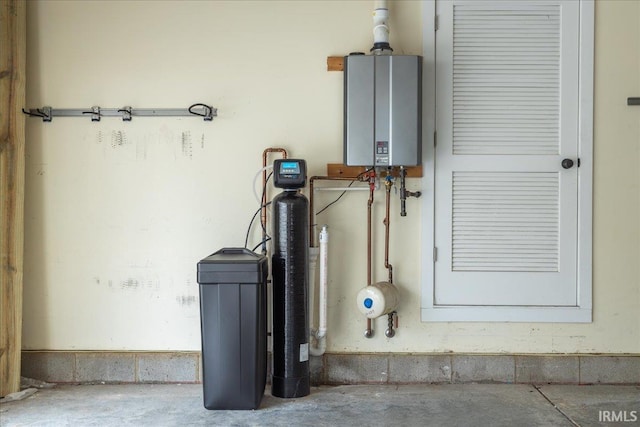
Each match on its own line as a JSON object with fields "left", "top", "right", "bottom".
{"left": 271, "top": 159, "right": 310, "bottom": 398}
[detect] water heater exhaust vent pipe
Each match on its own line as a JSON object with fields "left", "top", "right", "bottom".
{"left": 372, "top": 0, "right": 392, "bottom": 54}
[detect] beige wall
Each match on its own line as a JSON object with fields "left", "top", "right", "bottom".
{"left": 23, "top": 0, "right": 639, "bottom": 353}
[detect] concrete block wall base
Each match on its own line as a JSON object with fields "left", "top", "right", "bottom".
{"left": 21, "top": 352, "right": 202, "bottom": 384}
{"left": 21, "top": 351, "right": 640, "bottom": 385}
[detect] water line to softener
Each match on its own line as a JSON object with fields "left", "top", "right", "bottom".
{"left": 261, "top": 148, "right": 288, "bottom": 254}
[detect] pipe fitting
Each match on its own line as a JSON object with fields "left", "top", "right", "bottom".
{"left": 385, "top": 312, "right": 396, "bottom": 338}
{"left": 398, "top": 166, "right": 420, "bottom": 217}
{"left": 385, "top": 175, "right": 393, "bottom": 190}
{"left": 309, "top": 336, "right": 326, "bottom": 357}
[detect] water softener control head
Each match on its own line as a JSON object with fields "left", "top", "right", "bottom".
{"left": 273, "top": 159, "right": 307, "bottom": 189}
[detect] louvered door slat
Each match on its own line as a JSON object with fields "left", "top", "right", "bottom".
{"left": 452, "top": 3, "right": 561, "bottom": 156}
{"left": 453, "top": 171, "right": 559, "bottom": 272}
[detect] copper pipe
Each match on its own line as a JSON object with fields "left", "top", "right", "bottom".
{"left": 383, "top": 176, "right": 395, "bottom": 338}
{"left": 383, "top": 178, "right": 393, "bottom": 283}
{"left": 261, "top": 148, "right": 288, "bottom": 253}
{"left": 367, "top": 185, "right": 374, "bottom": 287}
{"left": 365, "top": 173, "right": 376, "bottom": 338}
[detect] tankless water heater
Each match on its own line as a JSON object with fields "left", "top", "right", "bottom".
{"left": 344, "top": 54, "right": 422, "bottom": 167}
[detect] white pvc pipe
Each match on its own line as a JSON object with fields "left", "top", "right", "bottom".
{"left": 310, "top": 335, "right": 326, "bottom": 357}
{"left": 373, "top": 0, "right": 390, "bottom": 47}
{"left": 317, "top": 225, "right": 329, "bottom": 338}
{"left": 310, "top": 225, "right": 329, "bottom": 357}
{"left": 315, "top": 187, "right": 370, "bottom": 192}
{"left": 308, "top": 247, "right": 319, "bottom": 340}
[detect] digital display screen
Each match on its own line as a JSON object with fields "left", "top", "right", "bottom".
{"left": 273, "top": 159, "right": 306, "bottom": 189}
{"left": 280, "top": 161, "right": 301, "bottom": 174}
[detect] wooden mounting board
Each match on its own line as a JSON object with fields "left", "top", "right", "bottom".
{"left": 327, "top": 56, "right": 344, "bottom": 72}
{"left": 327, "top": 163, "right": 423, "bottom": 178}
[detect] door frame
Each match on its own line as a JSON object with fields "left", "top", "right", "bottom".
{"left": 420, "top": 0, "right": 593, "bottom": 322}
{"left": 0, "top": 0, "right": 26, "bottom": 397}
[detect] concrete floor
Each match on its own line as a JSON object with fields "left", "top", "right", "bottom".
{"left": 1, "top": 384, "right": 639, "bottom": 426}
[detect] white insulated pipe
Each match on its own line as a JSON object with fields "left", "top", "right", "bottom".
{"left": 373, "top": 0, "right": 390, "bottom": 50}
{"left": 315, "top": 186, "right": 370, "bottom": 192}
{"left": 308, "top": 246, "right": 319, "bottom": 342}
{"left": 310, "top": 225, "right": 329, "bottom": 357}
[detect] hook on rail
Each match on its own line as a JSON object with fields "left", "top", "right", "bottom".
{"left": 82, "top": 106, "right": 101, "bottom": 122}
{"left": 22, "top": 107, "right": 52, "bottom": 121}
{"left": 188, "top": 103, "right": 214, "bottom": 121}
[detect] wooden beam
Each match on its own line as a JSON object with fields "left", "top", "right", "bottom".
{"left": 327, "top": 56, "right": 344, "bottom": 72}
{"left": 327, "top": 163, "right": 423, "bottom": 178}
{"left": 0, "top": 0, "right": 26, "bottom": 398}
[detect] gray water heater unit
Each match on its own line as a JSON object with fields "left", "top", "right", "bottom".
{"left": 344, "top": 54, "right": 422, "bottom": 167}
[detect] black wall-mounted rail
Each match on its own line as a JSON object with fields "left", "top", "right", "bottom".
{"left": 628, "top": 97, "right": 640, "bottom": 106}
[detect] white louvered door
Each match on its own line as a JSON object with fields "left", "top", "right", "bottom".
{"left": 434, "top": 0, "right": 580, "bottom": 306}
